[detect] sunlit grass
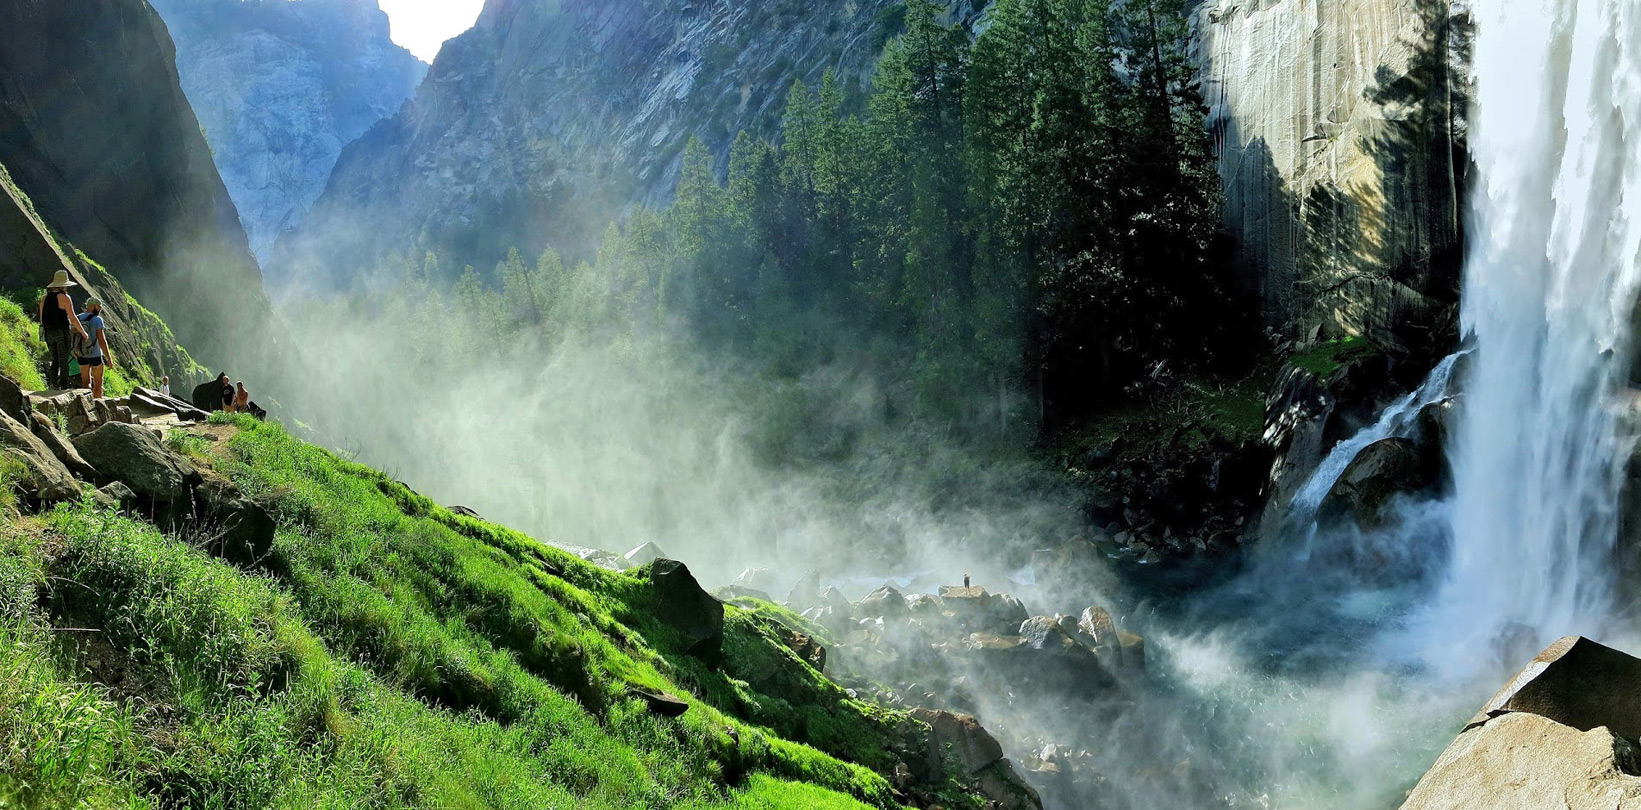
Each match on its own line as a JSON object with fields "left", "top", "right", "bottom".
{"left": 0, "top": 414, "right": 965, "bottom": 808}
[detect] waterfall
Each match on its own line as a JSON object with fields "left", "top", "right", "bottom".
{"left": 1418, "top": 0, "right": 1641, "bottom": 667}
{"left": 1289, "top": 351, "right": 1465, "bottom": 517}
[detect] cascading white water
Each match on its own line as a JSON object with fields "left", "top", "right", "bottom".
{"left": 1417, "top": 0, "right": 1641, "bottom": 669}
{"left": 1289, "top": 352, "right": 1465, "bottom": 517}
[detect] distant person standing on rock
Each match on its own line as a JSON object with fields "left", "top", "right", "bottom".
{"left": 160, "top": 375, "right": 171, "bottom": 398}
{"left": 37, "top": 270, "right": 87, "bottom": 389}
{"left": 75, "top": 297, "right": 113, "bottom": 399}
{"left": 233, "top": 381, "right": 250, "bottom": 414}
{"left": 218, "top": 372, "right": 234, "bottom": 413}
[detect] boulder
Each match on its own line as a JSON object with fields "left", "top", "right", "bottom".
{"left": 0, "top": 375, "right": 25, "bottom": 422}
{"left": 188, "top": 476, "right": 276, "bottom": 567}
{"left": 940, "top": 586, "right": 1030, "bottom": 634}
{"left": 1077, "top": 606, "right": 1119, "bottom": 649}
{"left": 1400, "top": 636, "right": 1641, "bottom": 810}
{"left": 786, "top": 569, "right": 821, "bottom": 609}
{"left": 0, "top": 410, "right": 78, "bottom": 502}
{"left": 820, "top": 585, "right": 852, "bottom": 615}
{"left": 629, "top": 687, "right": 690, "bottom": 718}
{"left": 910, "top": 708, "right": 1005, "bottom": 776}
{"left": 28, "top": 411, "right": 97, "bottom": 479}
{"left": 975, "top": 761, "right": 1046, "bottom": 810}
{"left": 1320, "top": 437, "right": 1436, "bottom": 526}
{"left": 64, "top": 393, "right": 97, "bottom": 436}
{"left": 1466, "top": 636, "right": 1641, "bottom": 741}
{"left": 1400, "top": 712, "right": 1641, "bottom": 809}
{"left": 649, "top": 559, "right": 724, "bottom": 658}
{"left": 1018, "top": 616, "right": 1097, "bottom": 661}
{"left": 857, "top": 585, "right": 908, "bottom": 620}
{"left": 777, "top": 627, "right": 826, "bottom": 672}
{"left": 1117, "top": 631, "right": 1147, "bottom": 672}
{"left": 448, "top": 505, "right": 483, "bottom": 520}
{"left": 732, "top": 566, "right": 778, "bottom": 593}
{"left": 623, "top": 541, "right": 670, "bottom": 568}
{"left": 71, "top": 421, "right": 189, "bottom": 501}
{"left": 91, "top": 481, "right": 136, "bottom": 510}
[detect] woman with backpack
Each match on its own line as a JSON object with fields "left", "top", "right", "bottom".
{"left": 75, "top": 297, "right": 113, "bottom": 399}
{"left": 37, "top": 270, "right": 88, "bottom": 389}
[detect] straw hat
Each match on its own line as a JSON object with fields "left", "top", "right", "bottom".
{"left": 47, "top": 270, "right": 77, "bottom": 289}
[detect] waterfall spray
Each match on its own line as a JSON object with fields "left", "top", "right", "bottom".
{"left": 1423, "top": 0, "right": 1641, "bottom": 669}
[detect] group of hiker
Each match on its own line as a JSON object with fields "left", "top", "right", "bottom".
{"left": 38, "top": 270, "right": 113, "bottom": 397}
{"left": 35, "top": 269, "right": 252, "bottom": 414}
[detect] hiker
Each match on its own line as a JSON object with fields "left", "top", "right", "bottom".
{"left": 37, "top": 270, "right": 88, "bottom": 389}
{"left": 76, "top": 297, "right": 113, "bottom": 399}
{"left": 217, "top": 372, "right": 234, "bottom": 413}
{"left": 160, "top": 375, "right": 171, "bottom": 398}
{"left": 233, "top": 381, "right": 250, "bottom": 414}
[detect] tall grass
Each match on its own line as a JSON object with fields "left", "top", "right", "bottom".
{"left": 0, "top": 415, "right": 979, "bottom": 808}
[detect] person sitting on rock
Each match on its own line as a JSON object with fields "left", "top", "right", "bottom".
{"left": 233, "top": 381, "right": 250, "bottom": 414}
{"left": 75, "top": 297, "right": 113, "bottom": 399}
{"left": 36, "top": 270, "right": 88, "bottom": 390}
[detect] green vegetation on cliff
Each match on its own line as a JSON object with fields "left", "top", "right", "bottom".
{"left": 0, "top": 416, "right": 984, "bottom": 808}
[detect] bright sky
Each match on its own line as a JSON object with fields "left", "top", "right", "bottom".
{"left": 378, "top": 0, "right": 485, "bottom": 63}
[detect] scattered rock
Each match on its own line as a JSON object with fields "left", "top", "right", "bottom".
{"left": 448, "top": 505, "right": 483, "bottom": 520}
{"left": 71, "top": 421, "right": 189, "bottom": 501}
{"left": 1117, "top": 631, "right": 1147, "bottom": 672}
{"left": 649, "top": 559, "right": 724, "bottom": 658}
{"left": 975, "top": 760, "right": 1046, "bottom": 810}
{"left": 191, "top": 380, "right": 225, "bottom": 413}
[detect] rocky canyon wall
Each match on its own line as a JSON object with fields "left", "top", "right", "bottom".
{"left": 274, "top": 0, "right": 988, "bottom": 288}
{"left": 148, "top": 0, "right": 428, "bottom": 262}
{"left": 0, "top": 0, "right": 269, "bottom": 370}
{"left": 1194, "top": 0, "right": 1467, "bottom": 355}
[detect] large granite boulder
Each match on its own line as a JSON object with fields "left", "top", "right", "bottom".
{"left": 1401, "top": 637, "right": 1641, "bottom": 809}
{"left": 0, "top": 375, "right": 25, "bottom": 422}
{"left": 71, "top": 422, "right": 191, "bottom": 501}
{"left": 857, "top": 585, "right": 909, "bottom": 620}
{"left": 910, "top": 708, "right": 1005, "bottom": 776}
{"left": 189, "top": 475, "right": 276, "bottom": 567}
{"left": 0, "top": 410, "right": 78, "bottom": 502}
{"left": 1319, "top": 437, "right": 1435, "bottom": 526}
{"left": 28, "top": 411, "right": 97, "bottom": 480}
{"left": 939, "top": 586, "right": 1030, "bottom": 634}
{"left": 649, "top": 559, "right": 724, "bottom": 658}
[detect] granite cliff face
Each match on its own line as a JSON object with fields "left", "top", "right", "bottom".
{"left": 1195, "top": 0, "right": 1468, "bottom": 354}
{"left": 149, "top": 0, "right": 428, "bottom": 261}
{"left": 275, "top": 0, "right": 982, "bottom": 287}
{"left": 0, "top": 0, "right": 268, "bottom": 369}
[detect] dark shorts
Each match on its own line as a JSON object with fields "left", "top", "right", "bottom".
{"left": 77, "top": 356, "right": 103, "bottom": 368}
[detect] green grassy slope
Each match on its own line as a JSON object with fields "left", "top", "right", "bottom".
{"left": 0, "top": 415, "right": 980, "bottom": 809}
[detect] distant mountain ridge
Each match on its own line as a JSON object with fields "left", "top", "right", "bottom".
{"left": 273, "top": 0, "right": 991, "bottom": 287}
{"left": 149, "top": 0, "right": 427, "bottom": 262}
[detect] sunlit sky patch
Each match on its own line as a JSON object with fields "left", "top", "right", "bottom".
{"left": 378, "top": 0, "right": 485, "bottom": 63}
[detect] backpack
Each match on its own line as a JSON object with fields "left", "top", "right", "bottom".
{"left": 75, "top": 313, "right": 102, "bottom": 358}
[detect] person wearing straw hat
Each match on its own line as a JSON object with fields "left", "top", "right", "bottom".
{"left": 36, "top": 270, "right": 87, "bottom": 389}
{"left": 75, "top": 297, "right": 113, "bottom": 399}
